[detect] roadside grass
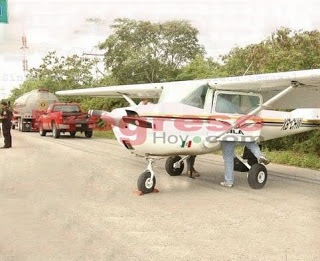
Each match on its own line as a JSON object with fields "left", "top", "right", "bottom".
{"left": 93, "top": 132, "right": 320, "bottom": 170}
{"left": 264, "top": 149, "right": 320, "bottom": 170}
{"left": 93, "top": 130, "right": 116, "bottom": 139}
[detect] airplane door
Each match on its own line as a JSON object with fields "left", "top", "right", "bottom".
{"left": 206, "top": 91, "right": 263, "bottom": 145}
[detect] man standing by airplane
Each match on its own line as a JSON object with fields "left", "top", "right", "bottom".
{"left": 186, "top": 156, "right": 200, "bottom": 178}
{"left": 0, "top": 101, "right": 13, "bottom": 149}
{"left": 217, "top": 95, "right": 269, "bottom": 187}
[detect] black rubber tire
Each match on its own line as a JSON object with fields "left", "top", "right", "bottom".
{"left": 85, "top": 131, "right": 93, "bottom": 138}
{"left": 18, "top": 118, "right": 22, "bottom": 132}
{"left": 12, "top": 125, "right": 15, "bottom": 130}
{"left": 248, "top": 163, "right": 268, "bottom": 189}
{"left": 70, "top": 131, "right": 76, "bottom": 137}
{"left": 39, "top": 123, "right": 47, "bottom": 137}
{"left": 137, "top": 171, "right": 156, "bottom": 194}
{"left": 165, "top": 156, "right": 184, "bottom": 176}
{"left": 52, "top": 122, "right": 60, "bottom": 139}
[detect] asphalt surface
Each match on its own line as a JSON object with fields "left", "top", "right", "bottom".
{"left": 0, "top": 130, "right": 320, "bottom": 261}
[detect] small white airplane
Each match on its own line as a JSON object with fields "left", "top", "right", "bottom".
{"left": 56, "top": 69, "right": 320, "bottom": 194}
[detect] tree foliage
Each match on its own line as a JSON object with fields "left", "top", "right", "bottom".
{"left": 219, "top": 28, "right": 320, "bottom": 76}
{"left": 176, "top": 56, "right": 221, "bottom": 80}
{"left": 99, "top": 18, "right": 204, "bottom": 84}
{"left": 9, "top": 52, "right": 97, "bottom": 102}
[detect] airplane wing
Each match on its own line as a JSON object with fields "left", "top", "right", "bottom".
{"left": 209, "top": 69, "right": 320, "bottom": 109}
{"left": 55, "top": 79, "right": 209, "bottom": 99}
{"left": 55, "top": 83, "right": 164, "bottom": 98}
{"left": 56, "top": 69, "right": 320, "bottom": 109}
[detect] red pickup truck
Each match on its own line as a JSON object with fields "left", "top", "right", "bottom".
{"left": 38, "top": 103, "right": 96, "bottom": 138}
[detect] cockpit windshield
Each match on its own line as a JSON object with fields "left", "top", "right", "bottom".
{"left": 215, "top": 93, "right": 260, "bottom": 114}
{"left": 157, "top": 80, "right": 209, "bottom": 107}
{"left": 180, "top": 85, "right": 209, "bottom": 109}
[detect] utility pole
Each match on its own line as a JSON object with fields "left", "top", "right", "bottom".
{"left": 82, "top": 46, "right": 106, "bottom": 78}
{"left": 20, "top": 34, "right": 29, "bottom": 73}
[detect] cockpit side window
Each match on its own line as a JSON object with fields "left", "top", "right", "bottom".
{"left": 215, "top": 93, "right": 260, "bottom": 114}
{"left": 181, "top": 85, "right": 209, "bottom": 109}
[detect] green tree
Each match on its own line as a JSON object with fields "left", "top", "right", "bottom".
{"left": 27, "top": 51, "right": 97, "bottom": 92}
{"left": 176, "top": 56, "right": 221, "bottom": 80}
{"left": 9, "top": 51, "right": 98, "bottom": 104}
{"left": 219, "top": 28, "right": 320, "bottom": 76}
{"left": 80, "top": 76, "right": 128, "bottom": 112}
{"left": 99, "top": 18, "right": 204, "bottom": 84}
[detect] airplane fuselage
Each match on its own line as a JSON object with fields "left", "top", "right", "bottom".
{"left": 110, "top": 103, "right": 320, "bottom": 157}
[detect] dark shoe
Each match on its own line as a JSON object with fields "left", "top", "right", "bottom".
{"left": 1, "top": 146, "right": 10, "bottom": 149}
{"left": 258, "top": 155, "right": 270, "bottom": 165}
{"left": 187, "top": 170, "right": 200, "bottom": 178}
{"left": 187, "top": 171, "right": 194, "bottom": 179}
{"left": 192, "top": 169, "right": 200, "bottom": 177}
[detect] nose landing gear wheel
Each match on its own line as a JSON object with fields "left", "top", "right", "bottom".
{"left": 248, "top": 163, "right": 268, "bottom": 189}
{"left": 165, "top": 156, "right": 184, "bottom": 176}
{"left": 137, "top": 171, "right": 156, "bottom": 194}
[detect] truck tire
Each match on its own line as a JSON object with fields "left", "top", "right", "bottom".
{"left": 70, "top": 131, "right": 76, "bottom": 137}
{"left": 12, "top": 125, "right": 15, "bottom": 130}
{"left": 85, "top": 131, "right": 93, "bottom": 138}
{"left": 52, "top": 122, "right": 61, "bottom": 139}
{"left": 39, "top": 123, "right": 47, "bottom": 137}
{"left": 18, "top": 118, "right": 22, "bottom": 132}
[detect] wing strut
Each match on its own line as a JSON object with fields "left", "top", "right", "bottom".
{"left": 122, "top": 94, "right": 137, "bottom": 106}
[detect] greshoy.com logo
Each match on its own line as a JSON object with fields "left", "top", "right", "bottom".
{"left": 96, "top": 114, "right": 263, "bottom": 146}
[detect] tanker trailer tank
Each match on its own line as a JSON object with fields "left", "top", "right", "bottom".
{"left": 13, "top": 89, "right": 59, "bottom": 132}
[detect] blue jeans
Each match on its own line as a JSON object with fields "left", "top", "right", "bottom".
{"left": 221, "top": 141, "right": 262, "bottom": 184}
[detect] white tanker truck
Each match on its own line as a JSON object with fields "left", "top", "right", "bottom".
{"left": 12, "top": 89, "right": 59, "bottom": 132}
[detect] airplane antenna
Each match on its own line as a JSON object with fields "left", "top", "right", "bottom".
{"left": 243, "top": 61, "right": 253, "bottom": 76}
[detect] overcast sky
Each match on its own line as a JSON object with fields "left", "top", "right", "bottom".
{"left": 0, "top": 0, "right": 320, "bottom": 98}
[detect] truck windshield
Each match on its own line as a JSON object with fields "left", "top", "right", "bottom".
{"left": 53, "top": 105, "right": 80, "bottom": 113}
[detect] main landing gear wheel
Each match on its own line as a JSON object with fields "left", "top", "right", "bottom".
{"left": 165, "top": 156, "right": 184, "bottom": 176}
{"left": 137, "top": 170, "right": 156, "bottom": 194}
{"left": 248, "top": 163, "right": 268, "bottom": 189}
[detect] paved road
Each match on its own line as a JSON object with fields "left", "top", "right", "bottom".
{"left": 1, "top": 131, "right": 320, "bottom": 261}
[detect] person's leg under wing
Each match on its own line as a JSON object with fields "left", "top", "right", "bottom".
{"left": 243, "top": 142, "right": 269, "bottom": 165}
{"left": 221, "top": 141, "right": 237, "bottom": 186}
